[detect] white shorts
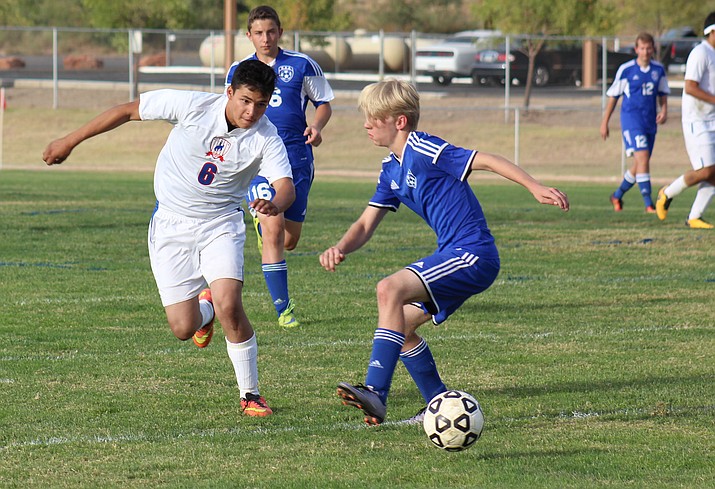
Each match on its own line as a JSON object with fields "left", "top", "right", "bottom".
{"left": 148, "top": 206, "right": 246, "bottom": 306}
{"left": 682, "top": 120, "right": 715, "bottom": 170}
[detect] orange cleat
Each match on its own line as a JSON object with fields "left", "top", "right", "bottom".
{"left": 610, "top": 194, "right": 623, "bottom": 212}
{"left": 192, "top": 288, "right": 214, "bottom": 348}
{"left": 241, "top": 393, "right": 273, "bottom": 416}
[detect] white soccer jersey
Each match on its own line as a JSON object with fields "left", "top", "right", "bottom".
{"left": 682, "top": 40, "right": 715, "bottom": 123}
{"left": 139, "top": 89, "right": 292, "bottom": 219}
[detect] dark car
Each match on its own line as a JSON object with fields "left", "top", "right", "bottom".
{"left": 659, "top": 27, "right": 699, "bottom": 74}
{"left": 470, "top": 41, "right": 633, "bottom": 87}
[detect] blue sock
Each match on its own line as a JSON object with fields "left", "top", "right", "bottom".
{"left": 400, "top": 338, "right": 447, "bottom": 404}
{"left": 614, "top": 170, "right": 635, "bottom": 199}
{"left": 365, "top": 328, "right": 405, "bottom": 404}
{"left": 636, "top": 173, "right": 653, "bottom": 208}
{"left": 262, "top": 260, "right": 289, "bottom": 316}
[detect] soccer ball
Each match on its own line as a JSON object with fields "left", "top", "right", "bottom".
{"left": 423, "top": 390, "right": 484, "bottom": 451}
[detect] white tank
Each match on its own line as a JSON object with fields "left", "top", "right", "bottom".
{"left": 199, "top": 33, "right": 349, "bottom": 72}
{"left": 349, "top": 34, "right": 408, "bottom": 72}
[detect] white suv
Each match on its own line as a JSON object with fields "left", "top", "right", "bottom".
{"left": 415, "top": 30, "right": 502, "bottom": 86}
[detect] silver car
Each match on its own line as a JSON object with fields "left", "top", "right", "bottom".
{"left": 415, "top": 30, "right": 502, "bottom": 86}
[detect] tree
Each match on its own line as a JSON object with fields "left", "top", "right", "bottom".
{"left": 239, "top": 0, "right": 351, "bottom": 32}
{"left": 613, "top": 0, "right": 712, "bottom": 59}
{"left": 478, "top": 0, "right": 616, "bottom": 108}
{"left": 352, "top": 0, "right": 478, "bottom": 33}
{"left": 80, "top": 0, "right": 230, "bottom": 30}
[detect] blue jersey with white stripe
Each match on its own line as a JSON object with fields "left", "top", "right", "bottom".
{"left": 226, "top": 49, "right": 334, "bottom": 155}
{"left": 606, "top": 59, "right": 669, "bottom": 133}
{"left": 369, "top": 131, "right": 497, "bottom": 256}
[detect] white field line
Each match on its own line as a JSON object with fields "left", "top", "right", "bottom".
{"left": 0, "top": 324, "right": 695, "bottom": 364}
{"left": 3, "top": 403, "right": 714, "bottom": 452}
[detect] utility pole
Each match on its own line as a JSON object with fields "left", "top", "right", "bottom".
{"left": 224, "top": 0, "right": 236, "bottom": 73}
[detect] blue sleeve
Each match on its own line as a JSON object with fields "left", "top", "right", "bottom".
{"left": 435, "top": 144, "right": 477, "bottom": 182}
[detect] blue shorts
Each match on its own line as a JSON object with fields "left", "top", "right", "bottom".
{"left": 406, "top": 247, "right": 500, "bottom": 325}
{"left": 622, "top": 128, "right": 656, "bottom": 156}
{"left": 244, "top": 145, "right": 315, "bottom": 223}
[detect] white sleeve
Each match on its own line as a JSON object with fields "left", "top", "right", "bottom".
{"left": 658, "top": 72, "right": 670, "bottom": 95}
{"left": 303, "top": 75, "right": 335, "bottom": 104}
{"left": 139, "top": 89, "right": 192, "bottom": 124}
{"left": 606, "top": 65, "right": 626, "bottom": 98}
{"left": 684, "top": 45, "right": 705, "bottom": 83}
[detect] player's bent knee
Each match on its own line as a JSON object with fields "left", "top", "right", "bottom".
{"left": 168, "top": 321, "right": 197, "bottom": 341}
{"left": 284, "top": 236, "right": 300, "bottom": 251}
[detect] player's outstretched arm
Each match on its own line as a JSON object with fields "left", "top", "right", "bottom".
{"left": 319, "top": 206, "right": 388, "bottom": 272}
{"left": 42, "top": 100, "right": 141, "bottom": 166}
{"left": 471, "top": 151, "right": 570, "bottom": 211}
{"left": 249, "top": 177, "right": 296, "bottom": 217}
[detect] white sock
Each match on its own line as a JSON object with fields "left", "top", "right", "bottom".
{"left": 688, "top": 182, "right": 715, "bottom": 220}
{"left": 665, "top": 175, "right": 687, "bottom": 198}
{"left": 198, "top": 299, "right": 214, "bottom": 329}
{"left": 226, "top": 334, "right": 259, "bottom": 398}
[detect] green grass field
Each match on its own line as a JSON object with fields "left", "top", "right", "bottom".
{"left": 1, "top": 170, "right": 713, "bottom": 488}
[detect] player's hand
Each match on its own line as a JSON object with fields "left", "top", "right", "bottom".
{"left": 656, "top": 111, "right": 667, "bottom": 125}
{"left": 42, "top": 137, "right": 73, "bottom": 165}
{"left": 599, "top": 122, "right": 609, "bottom": 141}
{"left": 304, "top": 125, "right": 323, "bottom": 147}
{"left": 532, "top": 185, "right": 570, "bottom": 211}
{"left": 319, "top": 246, "right": 345, "bottom": 272}
{"left": 249, "top": 199, "right": 281, "bottom": 217}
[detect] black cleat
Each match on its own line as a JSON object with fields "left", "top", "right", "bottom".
{"left": 337, "top": 382, "right": 387, "bottom": 425}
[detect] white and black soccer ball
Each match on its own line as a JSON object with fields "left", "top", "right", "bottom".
{"left": 423, "top": 390, "right": 484, "bottom": 451}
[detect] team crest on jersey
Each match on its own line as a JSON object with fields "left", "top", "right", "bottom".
{"left": 651, "top": 71, "right": 659, "bottom": 82}
{"left": 406, "top": 169, "right": 417, "bottom": 188}
{"left": 278, "top": 65, "right": 294, "bottom": 83}
{"left": 206, "top": 137, "right": 231, "bottom": 162}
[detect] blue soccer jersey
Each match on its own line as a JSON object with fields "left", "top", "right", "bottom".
{"left": 607, "top": 59, "right": 669, "bottom": 133}
{"left": 226, "top": 49, "right": 334, "bottom": 166}
{"left": 369, "top": 131, "right": 497, "bottom": 257}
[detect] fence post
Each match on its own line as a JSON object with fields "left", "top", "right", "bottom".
{"left": 601, "top": 36, "right": 608, "bottom": 113}
{"left": 378, "top": 29, "right": 385, "bottom": 81}
{"left": 410, "top": 30, "right": 417, "bottom": 85}
{"left": 210, "top": 31, "right": 216, "bottom": 91}
{"left": 0, "top": 79, "right": 13, "bottom": 169}
{"left": 128, "top": 30, "right": 142, "bottom": 101}
{"left": 504, "top": 35, "right": 511, "bottom": 124}
{"left": 52, "top": 27, "right": 58, "bottom": 110}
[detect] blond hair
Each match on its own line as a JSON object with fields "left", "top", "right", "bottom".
{"left": 357, "top": 79, "right": 420, "bottom": 131}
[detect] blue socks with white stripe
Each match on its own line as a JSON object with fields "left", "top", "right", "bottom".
{"left": 615, "top": 170, "right": 653, "bottom": 208}
{"left": 365, "top": 330, "right": 448, "bottom": 406}
{"left": 262, "top": 260, "right": 289, "bottom": 316}
{"left": 400, "top": 338, "right": 447, "bottom": 404}
{"left": 365, "top": 328, "right": 405, "bottom": 404}
{"left": 614, "top": 170, "right": 635, "bottom": 199}
{"left": 636, "top": 173, "right": 653, "bottom": 208}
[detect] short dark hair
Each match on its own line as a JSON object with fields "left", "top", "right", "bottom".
{"left": 705, "top": 11, "right": 715, "bottom": 35}
{"left": 247, "top": 5, "right": 281, "bottom": 32}
{"left": 635, "top": 32, "right": 654, "bottom": 47}
{"left": 230, "top": 59, "right": 276, "bottom": 98}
